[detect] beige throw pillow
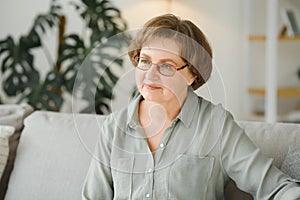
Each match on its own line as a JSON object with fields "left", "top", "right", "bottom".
{"left": 0, "top": 126, "right": 15, "bottom": 179}
{"left": 281, "top": 145, "right": 300, "bottom": 180}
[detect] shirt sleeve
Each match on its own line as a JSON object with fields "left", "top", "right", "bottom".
{"left": 82, "top": 117, "right": 114, "bottom": 200}
{"left": 219, "top": 110, "right": 300, "bottom": 199}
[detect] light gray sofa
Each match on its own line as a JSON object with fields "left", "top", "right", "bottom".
{"left": 2, "top": 110, "right": 300, "bottom": 200}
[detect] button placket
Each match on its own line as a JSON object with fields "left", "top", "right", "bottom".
{"left": 144, "top": 153, "right": 154, "bottom": 199}
{"left": 144, "top": 119, "right": 179, "bottom": 199}
{"left": 154, "top": 124, "right": 175, "bottom": 166}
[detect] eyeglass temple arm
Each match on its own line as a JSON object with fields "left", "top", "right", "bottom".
{"left": 176, "top": 64, "right": 188, "bottom": 71}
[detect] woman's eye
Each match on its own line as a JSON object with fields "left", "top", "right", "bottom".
{"left": 140, "top": 58, "right": 150, "bottom": 65}
{"left": 160, "top": 64, "right": 172, "bottom": 70}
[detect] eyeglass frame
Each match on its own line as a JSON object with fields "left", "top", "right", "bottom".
{"left": 134, "top": 56, "right": 189, "bottom": 77}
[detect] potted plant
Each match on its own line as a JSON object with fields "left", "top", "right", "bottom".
{"left": 0, "top": 0, "right": 129, "bottom": 114}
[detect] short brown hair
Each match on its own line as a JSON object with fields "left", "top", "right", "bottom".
{"left": 128, "top": 14, "right": 213, "bottom": 90}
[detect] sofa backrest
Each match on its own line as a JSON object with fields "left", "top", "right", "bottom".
{"left": 225, "top": 121, "right": 300, "bottom": 199}
{"left": 4, "top": 111, "right": 300, "bottom": 200}
{"left": 239, "top": 121, "right": 300, "bottom": 167}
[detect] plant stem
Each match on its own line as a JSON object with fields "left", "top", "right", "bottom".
{"left": 57, "top": 15, "right": 66, "bottom": 72}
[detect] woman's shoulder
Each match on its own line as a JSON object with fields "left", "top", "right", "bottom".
{"left": 197, "top": 95, "right": 230, "bottom": 117}
{"left": 103, "top": 96, "right": 139, "bottom": 128}
{"left": 103, "top": 107, "right": 129, "bottom": 126}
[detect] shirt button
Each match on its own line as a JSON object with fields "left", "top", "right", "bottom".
{"left": 129, "top": 121, "right": 136, "bottom": 128}
{"left": 146, "top": 193, "right": 150, "bottom": 198}
{"left": 148, "top": 168, "right": 152, "bottom": 173}
{"left": 159, "top": 143, "right": 165, "bottom": 148}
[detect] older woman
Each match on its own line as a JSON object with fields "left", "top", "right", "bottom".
{"left": 82, "top": 14, "right": 300, "bottom": 199}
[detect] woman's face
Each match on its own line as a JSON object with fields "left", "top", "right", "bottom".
{"left": 135, "top": 37, "right": 195, "bottom": 105}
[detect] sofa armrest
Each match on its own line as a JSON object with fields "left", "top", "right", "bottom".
{"left": 0, "top": 104, "right": 33, "bottom": 200}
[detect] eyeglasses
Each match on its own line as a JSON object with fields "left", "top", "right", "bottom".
{"left": 134, "top": 56, "right": 188, "bottom": 77}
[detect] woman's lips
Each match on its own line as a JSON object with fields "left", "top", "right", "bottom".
{"left": 144, "top": 83, "right": 161, "bottom": 90}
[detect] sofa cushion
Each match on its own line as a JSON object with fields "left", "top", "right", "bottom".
{"left": 281, "top": 145, "right": 300, "bottom": 180}
{"left": 5, "top": 111, "right": 106, "bottom": 200}
{"left": 0, "top": 103, "right": 33, "bottom": 131}
{"left": 0, "top": 126, "right": 15, "bottom": 179}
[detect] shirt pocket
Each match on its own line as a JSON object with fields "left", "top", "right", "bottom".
{"left": 111, "top": 157, "right": 134, "bottom": 200}
{"left": 168, "top": 154, "right": 214, "bottom": 200}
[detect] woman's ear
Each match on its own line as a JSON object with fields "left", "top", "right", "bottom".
{"left": 187, "top": 74, "right": 197, "bottom": 86}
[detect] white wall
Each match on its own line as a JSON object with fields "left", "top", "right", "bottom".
{"left": 171, "top": 0, "right": 246, "bottom": 120}
{"left": 110, "top": 0, "right": 246, "bottom": 120}
{"left": 0, "top": 0, "right": 247, "bottom": 120}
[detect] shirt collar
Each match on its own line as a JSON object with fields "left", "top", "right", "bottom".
{"left": 177, "top": 86, "right": 199, "bottom": 128}
{"left": 126, "top": 86, "right": 199, "bottom": 129}
{"left": 126, "top": 94, "right": 142, "bottom": 129}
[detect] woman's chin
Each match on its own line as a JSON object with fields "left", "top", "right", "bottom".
{"left": 143, "top": 95, "right": 162, "bottom": 102}
{"left": 141, "top": 91, "right": 165, "bottom": 103}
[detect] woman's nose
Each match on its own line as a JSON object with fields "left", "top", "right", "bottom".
{"left": 145, "top": 64, "right": 160, "bottom": 79}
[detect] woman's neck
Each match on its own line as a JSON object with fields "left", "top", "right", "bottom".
{"left": 139, "top": 93, "right": 187, "bottom": 126}
{"left": 142, "top": 101, "right": 179, "bottom": 122}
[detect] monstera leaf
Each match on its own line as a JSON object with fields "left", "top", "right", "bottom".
{"left": 57, "top": 34, "right": 87, "bottom": 93}
{"left": 26, "top": 71, "right": 64, "bottom": 111}
{"left": 59, "top": 35, "right": 126, "bottom": 114}
{"left": 0, "top": 0, "right": 128, "bottom": 114}
{"left": 0, "top": 36, "right": 39, "bottom": 96}
{"left": 71, "top": 0, "right": 127, "bottom": 45}
{"left": 58, "top": 0, "right": 129, "bottom": 114}
{"left": 0, "top": 0, "right": 62, "bottom": 110}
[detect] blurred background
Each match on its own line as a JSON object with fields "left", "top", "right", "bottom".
{"left": 1, "top": 0, "right": 300, "bottom": 123}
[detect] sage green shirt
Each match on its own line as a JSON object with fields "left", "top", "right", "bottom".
{"left": 82, "top": 87, "right": 300, "bottom": 200}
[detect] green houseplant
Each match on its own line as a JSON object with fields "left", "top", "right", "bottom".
{"left": 0, "top": 0, "right": 128, "bottom": 114}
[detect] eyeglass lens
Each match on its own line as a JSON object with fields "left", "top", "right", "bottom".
{"left": 135, "top": 57, "right": 177, "bottom": 77}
